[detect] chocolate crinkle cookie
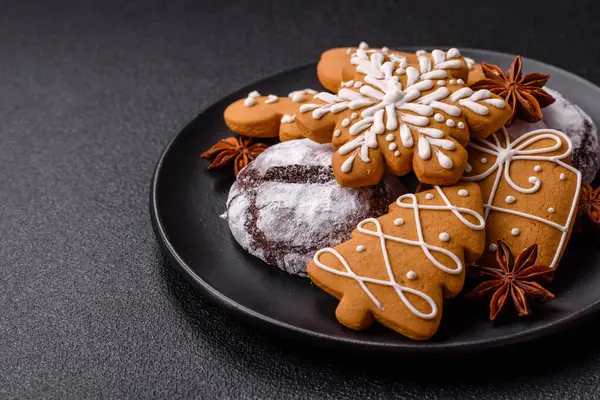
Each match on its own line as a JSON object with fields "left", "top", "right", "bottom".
{"left": 223, "top": 139, "right": 405, "bottom": 276}
{"left": 507, "top": 87, "right": 600, "bottom": 183}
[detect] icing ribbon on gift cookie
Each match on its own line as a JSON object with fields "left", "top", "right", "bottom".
{"left": 296, "top": 47, "right": 513, "bottom": 188}
{"left": 462, "top": 128, "right": 582, "bottom": 269}
{"left": 224, "top": 89, "right": 318, "bottom": 141}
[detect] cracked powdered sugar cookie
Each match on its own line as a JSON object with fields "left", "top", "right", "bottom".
{"left": 507, "top": 87, "right": 600, "bottom": 183}
{"left": 224, "top": 139, "right": 405, "bottom": 276}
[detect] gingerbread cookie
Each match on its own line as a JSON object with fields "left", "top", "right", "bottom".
{"left": 224, "top": 89, "right": 317, "bottom": 141}
{"left": 307, "top": 183, "right": 486, "bottom": 340}
{"left": 462, "top": 128, "right": 582, "bottom": 269}
{"left": 296, "top": 47, "right": 512, "bottom": 188}
{"left": 317, "top": 43, "right": 475, "bottom": 93}
{"left": 415, "top": 48, "right": 482, "bottom": 85}
{"left": 317, "top": 42, "right": 419, "bottom": 92}
{"left": 415, "top": 47, "right": 483, "bottom": 84}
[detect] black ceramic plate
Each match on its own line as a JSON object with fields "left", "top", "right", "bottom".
{"left": 150, "top": 48, "right": 600, "bottom": 354}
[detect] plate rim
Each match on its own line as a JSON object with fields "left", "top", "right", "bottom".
{"left": 149, "top": 47, "right": 600, "bottom": 354}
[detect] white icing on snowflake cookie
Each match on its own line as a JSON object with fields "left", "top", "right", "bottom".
{"left": 297, "top": 47, "right": 512, "bottom": 188}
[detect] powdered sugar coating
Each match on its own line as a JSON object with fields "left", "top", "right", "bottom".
{"left": 506, "top": 87, "right": 600, "bottom": 183}
{"left": 248, "top": 138, "right": 332, "bottom": 174}
{"left": 225, "top": 139, "right": 405, "bottom": 276}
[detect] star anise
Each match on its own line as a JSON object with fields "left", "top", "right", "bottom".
{"left": 578, "top": 184, "right": 600, "bottom": 223}
{"left": 201, "top": 136, "right": 269, "bottom": 176}
{"left": 471, "top": 56, "right": 555, "bottom": 125}
{"left": 467, "top": 241, "right": 555, "bottom": 320}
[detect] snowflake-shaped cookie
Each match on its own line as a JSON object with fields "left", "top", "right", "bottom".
{"left": 296, "top": 48, "right": 513, "bottom": 188}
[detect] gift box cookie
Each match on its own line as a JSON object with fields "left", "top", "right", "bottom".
{"left": 463, "top": 128, "right": 582, "bottom": 269}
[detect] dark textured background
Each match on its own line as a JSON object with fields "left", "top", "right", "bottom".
{"left": 2, "top": 0, "right": 600, "bottom": 398}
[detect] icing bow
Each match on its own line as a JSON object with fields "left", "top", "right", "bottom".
{"left": 463, "top": 128, "right": 573, "bottom": 195}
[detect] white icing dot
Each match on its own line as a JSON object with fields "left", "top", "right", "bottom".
{"left": 446, "top": 119, "right": 455, "bottom": 127}
{"left": 333, "top": 130, "right": 341, "bottom": 137}
{"left": 351, "top": 112, "right": 358, "bottom": 120}
{"left": 354, "top": 81, "right": 363, "bottom": 88}
{"left": 394, "top": 218, "right": 404, "bottom": 226}
{"left": 506, "top": 196, "right": 516, "bottom": 204}
{"left": 449, "top": 79, "right": 456, "bottom": 84}
{"left": 358, "top": 41, "right": 369, "bottom": 50}
{"left": 265, "top": 94, "right": 279, "bottom": 104}
{"left": 465, "top": 162, "right": 472, "bottom": 173}
{"left": 489, "top": 243, "right": 498, "bottom": 252}
{"left": 341, "top": 118, "right": 351, "bottom": 127}
{"left": 534, "top": 165, "right": 542, "bottom": 172}
{"left": 289, "top": 89, "right": 316, "bottom": 103}
{"left": 396, "top": 68, "right": 406, "bottom": 74}
{"left": 511, "top": 228, "right": 520, "bottom": 236}
{"left": 356, "top": 245, "right": 366, "bottom": 252}
{"left": 406, "top": 271, "right": 418, "bottom": 280}
{"left": 480, "top": 157, "right": 488, "bottom": 164}
{"left": 560, "top": 173, "right": 566, "bottom": 180}
{"left": 458, "top": 189, "right": 468, "bottom": 197}
{"left": 439, "top": 232, "right": 450, "bottom": 242}
{"left": 437, "top": 80, "right": 446, "bottom": 86}
{"left": 394, "top": 151, "right": 400, "bottom": 157}
{"left": 548, "top": 207, "right": 555, "bottom": 213}
{"left": 386, "top": 134, "right": 395, "bottom": 142}
{"left": 425, "top": 193, "right": 434, "bottom": 200}
{"left": 346, "top": 80, "right": 355, "bottom": 87}
{"left": 528, "top": 176, "right": 538, "bottom": 184}
{"left": 281, "top": 114, "right": 295, "bottom": 124}
{"left": 457, "top": 122, "right": 465, "bottom": 129}
{"left": 248, "top": 90, "right": 261, "bottom": 98}
{"left": 244, "top": 97, "right": 257, "bottom": 107}
{"left": 457, "top": 79, "right": 465, "bottom": 85}
{"left": 447, "top": 48, "right": 461, "bottom": 59}
{"left": 389, "top": 143, "right": 397, "bottom": 151}
{"left": 434, "top": 113, "right": 444, "bottom": 122}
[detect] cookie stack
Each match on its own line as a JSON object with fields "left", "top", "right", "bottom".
{"left": 212, "top": 43, "right": 595, "bottom": 341}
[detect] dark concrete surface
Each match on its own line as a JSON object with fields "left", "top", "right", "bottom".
{"left": 2, "top": 1, "right": 600, "bottom": 398}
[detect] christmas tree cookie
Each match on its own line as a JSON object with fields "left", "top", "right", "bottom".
{"left": 307, "top": 183, "right": 486, "bottom": 340}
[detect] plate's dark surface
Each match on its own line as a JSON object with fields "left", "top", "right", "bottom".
{"left": 150, "top": 49, "right": 600, "bottom": 354}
